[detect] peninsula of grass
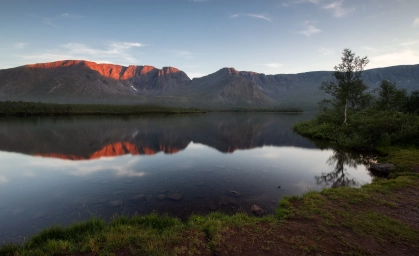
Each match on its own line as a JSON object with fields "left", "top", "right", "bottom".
{"left": 1, "top": 146, "right": 418, "bottom": 256}
{"left": 0, "top": 101, "right": 303, "bottom": 116}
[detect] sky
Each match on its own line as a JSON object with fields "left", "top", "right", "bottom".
{"left": 0, "top": 0, "right": 418, "bottom": 78}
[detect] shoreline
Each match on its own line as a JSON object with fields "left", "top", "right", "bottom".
{"left": 0, "top": 101, "right": 303, "bottom": 117}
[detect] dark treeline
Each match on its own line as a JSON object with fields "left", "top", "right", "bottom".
{"left": 213, "top": 107, "right": 303, "bottom": 113}
{"left": 0, "top": 101, "right": 303, "bottom": 116}
{"left": 0, "top": 101, "right": 205, "bottom": 116}
{"left": 294, "top": 49, "right": 419, "bottom": 150}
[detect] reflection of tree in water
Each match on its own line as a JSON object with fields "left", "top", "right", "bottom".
{"left": 315, "top": 148, "right": 376, "bottom": 188}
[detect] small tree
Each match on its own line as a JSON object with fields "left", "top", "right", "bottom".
{"left": 405, "top": 90, "right": 419, "bottom": 114}
{"left": 320, "top": 49, "right": 369, "bottom": 126}
{"left": 375, "top": 80, "right": 407, "bottom": 112}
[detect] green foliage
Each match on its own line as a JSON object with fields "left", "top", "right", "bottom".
{"left": 320, "top": 49, "right": 369, "bottom": 125}
{"left": 405, "top": 90, "right": 419, "bottom": 114}
{"left": 294, "top": 110, "right": 419, "bottom": 149}
{"left": 297, "top": 48, "right": 419, "bottom": 150}
{"left": 26, "top": 218, "right": 105, "bottom": 249}
{"left": 374, "top": 80, "right": 407, "bottom": 112}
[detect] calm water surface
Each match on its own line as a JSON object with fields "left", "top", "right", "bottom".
{"left": 0, "top": 113, "right": 375, "bottom": 243}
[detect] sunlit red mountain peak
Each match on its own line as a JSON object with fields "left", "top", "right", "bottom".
{"left": 25, "top": 60, "right": 182, "bottom": 81}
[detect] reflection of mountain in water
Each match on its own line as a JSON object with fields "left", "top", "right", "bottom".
{"left": 0, "top": 113, "right": 316, "bottom": 160}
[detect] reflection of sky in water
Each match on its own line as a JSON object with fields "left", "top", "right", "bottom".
{"left": 0, "top": 142, "right": 372, "bottom": 243}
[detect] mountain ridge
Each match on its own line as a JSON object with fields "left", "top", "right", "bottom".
{"left": 1, "top": 60, "right": 418, "bottom": 109}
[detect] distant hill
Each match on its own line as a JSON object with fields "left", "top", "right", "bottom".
{"left": 0, "top": 60, "right": 418, "bottom": 110}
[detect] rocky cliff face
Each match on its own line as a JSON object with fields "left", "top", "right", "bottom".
{"left": 0, "top": 60, "right": 418, "bottom": 109}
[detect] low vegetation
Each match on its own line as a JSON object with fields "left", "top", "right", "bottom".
{"left": 0, "top": 101, "right": 205, "bottom": 116}
{"left": 0, "top": 101, "right": 302, "bottom": 116}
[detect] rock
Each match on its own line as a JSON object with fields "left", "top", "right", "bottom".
{"left": 168, "top": 193, "right": 183, "bottom": 201}
{"left": 251, "top": 205, "right": 265, "bottom": 216}
{"left": 157, "top": 194, "right": 167, "bottom": 200}
{"left": 219, "top": 196, "right": 237, "bottom": 206}
{"left": 230, "top": 190, "right": 241, "bottom": 197}
{"left": 196, "top": 182, "right": 206, "bottom": 187}
{"left": 108, "top": 200, "right": 123, "bottom": 208}
{"left": 131, "top": 194, "right": 145, "bottom": 201}
{"left": 369, "top": 163, "right": 395, "bottom": 174}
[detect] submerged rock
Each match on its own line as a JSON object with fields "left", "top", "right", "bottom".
{"left": 196, "top": 182, "right": 206, "bottom": 187}
{"left": 219, "top": 196, "right": 237, "bottom": 206}
{"left": 370, "top": 163, "right": 395, "bottom": 174}
{"left": 131, "top": 194, "right": 145, "bottom": 201}
{"left": 108, "top": 200, "right": 123, "bottom": 208}
{"left": 230, "top": 190, "right": 241, "bottom": 197}
{"left": 157, "top": 194, "right": 167, "bottom": 200}
{"left": 168, "top": 193, "right": 183, "bottom": 201}
{"left": 251, "top": 205, "right": 265, "bottom": 216}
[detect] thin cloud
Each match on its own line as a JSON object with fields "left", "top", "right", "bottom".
{"left": 318, "top": 47, "right": 334, "bottom": 55}
{"left": 20, "top": 41, "right": 145, "bottom": 64}
{"left": 257, "top": 63, "right": 283, "bottom": 68}
{"left": 176, "top": 50, "right": 194, "bottom": 58}
{"left": 160, "top": 49, "right": 194, "bottom": 59}
{"left": 292, "top": 0, "right": 320, "bottom": 4}
{"left": 0, "top": 175, "right": 8, "bottom": 184}
{"left": 370, "top": 50, "right": 419, "bottom": 68}
{"left": 14, "top": 42, "right": 27, "bottom": 49}
{"left": 399, "top": 40, "right": 419, "bottom": 47}
{"left": 31, "top": 13, "right": 83, "bottom": 27}
{"left": 283, "top": 0, "right": 320, "bottom": 6}
{"left": 299, "top": 21, "right": 321, "bottom": 36}
{"left": 229, "top": 13, "right": 272, "bottom": 21}
{"left": 246, "top": 14, "right": 272, "bottom": 21}
{"left": 414, "top": 17, "right": 419, "bottom": 26}
{"left": 323, "top": 0, "right": 355, "bottom": 18}
{"left": 361, "top": 46, "right": 381, "bottom": 52}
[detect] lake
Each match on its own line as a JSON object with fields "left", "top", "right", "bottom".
{"left": 0, "top": 113, "right": 375, "bottom": 243}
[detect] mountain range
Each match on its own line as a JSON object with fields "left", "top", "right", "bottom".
{"left": 1, "top": 60, "right": 418, "bottom": 110}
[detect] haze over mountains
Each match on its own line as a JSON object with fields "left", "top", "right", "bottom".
{"left": 0, "top": 60, "right": 418, "bottom": 110}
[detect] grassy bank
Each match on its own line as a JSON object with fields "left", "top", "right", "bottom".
{"left": 1, "top": 147, "right": 418, "bottom": 255}
{"left": 0, "top": 101, "right": 303, "bottom": 116}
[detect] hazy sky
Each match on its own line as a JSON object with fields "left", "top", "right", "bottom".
{"left": 1, "top": 0, "right": 418, "bottom": 78}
